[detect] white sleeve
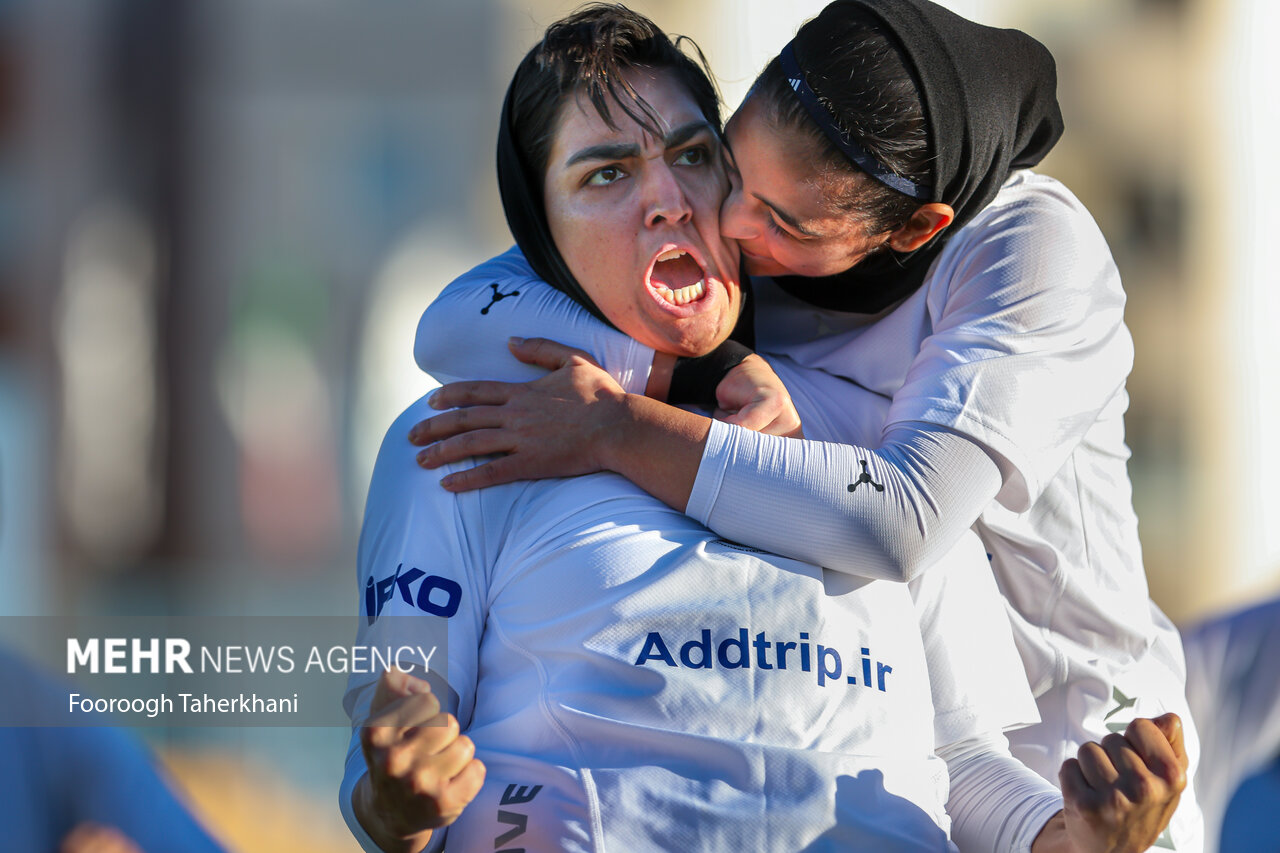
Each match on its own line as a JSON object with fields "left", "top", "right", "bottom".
{"left": 912, "top": 534, "right": 1059, "bottom": 852}
{"left": 688, "top": 417, "right": 1001, "bottom": 583}
{"left": 340, "top": 394, "right": 503, "bottom": 852}
{"left": 940, "top": 732, "right": 1064, "bottom": 853}
{"left": 414, "top": 248, "right": 654, "bottom": 393}
{"left": 690, "top": 191, "right": 1126, "bottom": 577}
{"left": 886, "top": 184, "right": 1132, "bottom": 511}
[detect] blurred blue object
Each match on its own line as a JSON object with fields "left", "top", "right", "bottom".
{"left": 1219, "top": 753, "right": 1280, "bottom": 853}
{"left": 0, "top": 359, "right": 48, "bottom": 623}
{"left": 0, "top": 647, "right": 228, "bottom": 852}
{"left": 1184, "top": 596, "right": 1280, "bottom": 852}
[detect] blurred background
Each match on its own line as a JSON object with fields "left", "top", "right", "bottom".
{"left": 0, "top": 0, "right": 1274, "bottom": 850}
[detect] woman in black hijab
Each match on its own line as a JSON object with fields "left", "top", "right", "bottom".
{"left": 414, "top": 4, "right": 1201, "bottom": 848}
{"left": 721, "top": 0, "right": 1062, "bottom": 310}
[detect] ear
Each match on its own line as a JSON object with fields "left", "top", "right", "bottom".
{"left": 886, "top": 203, "right": 954, "bottom": 253}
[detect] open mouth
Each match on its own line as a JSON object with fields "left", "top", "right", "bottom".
{"left": 647, "top": 247, "right": 709, "bottom": 306}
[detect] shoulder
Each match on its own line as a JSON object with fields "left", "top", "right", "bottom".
{"left": 362, "top": 395, "right": 452, "bottom": 529}
{"left": 361, "top": 394, "right": 535, "bottom": 591}
{"left": 432, "top": 246, "right": 546, "bottom": 304}
{"left": 364, "top": 395, "right": 523, "bottom": 528}
{"left": 414, "top": 246, "right": 610, "bottom": 380}
{"left": 371, "top": 394, "right": 441, "bottom": 478}
{"left": 926, "top": 170, "right": 1121, "bottom": 311}
{"left": 417, "top": 245, "right": 568, "bottom": 333}
{"left": 942, "top": 171, "right": 1107, "bottom": 259}
{"left": 969, "top": 170, "right": 1095, "bottom": 227}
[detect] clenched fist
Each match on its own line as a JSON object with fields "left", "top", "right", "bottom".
{"left": 1035, "top": 713, "right": 1189, "bottom": 853}
{"left": 354, "top": 670, "right": 486, "bottom": 853}
{"left": 1060, "top": 713, "right": 1187, "bottom": 853}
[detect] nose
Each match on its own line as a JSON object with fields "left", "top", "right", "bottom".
{"left": 643, "top": 164, "right": 692, "bottom": 228}
{"left": 719, "top": 180, "right": 756, "bottom": 241}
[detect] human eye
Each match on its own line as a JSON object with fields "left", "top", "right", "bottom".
{"left": 767, "top": 215, "right": 797, "bottom": 240}
{"left": 586, "top": 165, "right": 627, "bottom": 186}
{"left": 673, "top": 145, "right": 709, "bottom": 167}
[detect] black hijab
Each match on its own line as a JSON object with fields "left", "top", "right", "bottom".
{"left": 496, "top": 63, "right": 615, "bottom": 328}
{"left": 771, "top": 0, "right": 1064, "bottom": 314}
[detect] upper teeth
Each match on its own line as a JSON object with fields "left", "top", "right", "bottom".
{"left": 656, "top": 249, "right": 687, "bottom": 263}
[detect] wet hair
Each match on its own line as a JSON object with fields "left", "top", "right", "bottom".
{"left": 508, "top": 3, "right": 721, "bottom": 183}
{"left": 750, "top": 11, "right": 930, "bottom": 235}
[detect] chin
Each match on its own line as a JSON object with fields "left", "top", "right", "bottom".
{"left": 660, "top": 322, "right": 734, "bottom": 359}
{"left": 633, "top": 287, "right": 739, "bottom": 358}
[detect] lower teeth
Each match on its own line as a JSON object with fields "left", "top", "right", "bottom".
{"left": 661, "top": 281, "right": 705, "bottom": 305}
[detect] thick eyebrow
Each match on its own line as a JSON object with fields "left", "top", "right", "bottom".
{"left": 663, "top": 120, "right": 715, "bottom": 150}
{"left": 755, "top": 193, "right": 821, "bottom": 238}
{"left": 564, "top": 120, "right": 716, "bottom": 168}
{"left": 565, "top": 142, "right": 641, "bottom": 167}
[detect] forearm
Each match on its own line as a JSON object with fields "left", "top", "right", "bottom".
{"left": 688, "top": 421, "right": 1001, "bottom": 581}
{"left": 942, "top": 732, "right": 1064, "bottom": 853}
{"left": 599, "top": 392, "right": 711, "bottom": 511}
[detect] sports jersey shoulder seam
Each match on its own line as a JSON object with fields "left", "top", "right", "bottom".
{"left": 462, "top": 476, "right": 538, "bottom": 608}
{"left": 464, "top": 484, "right": 498, "bottom": 608}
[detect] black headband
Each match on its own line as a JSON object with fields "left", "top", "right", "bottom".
{"left": 778, "top": 40, "right": 930, "bottom": 200}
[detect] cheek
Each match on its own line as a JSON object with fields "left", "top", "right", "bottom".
{"left": 681, "top": 174, "right": 724, "bottom": 221}
{"left": 749, "top": 234, "right": 820, "bottom": 279}
{"left": 777, "top": 243, "right": 855, "bottom": 279}
{"left": 771, "top": 237, "right": 807, "bottom": 266}
{"left": 548, "top": 202, "right": 640, "bottom": 317}
{"left": 551, "top": 198, "right": 611, "bottom": 265}
{"left": 755, "top": 229, "right": 793, "bottom": 260}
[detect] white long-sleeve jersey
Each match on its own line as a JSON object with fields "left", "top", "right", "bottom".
{"left": 342, "top": 392, "right": 1053, "bottom": 851}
